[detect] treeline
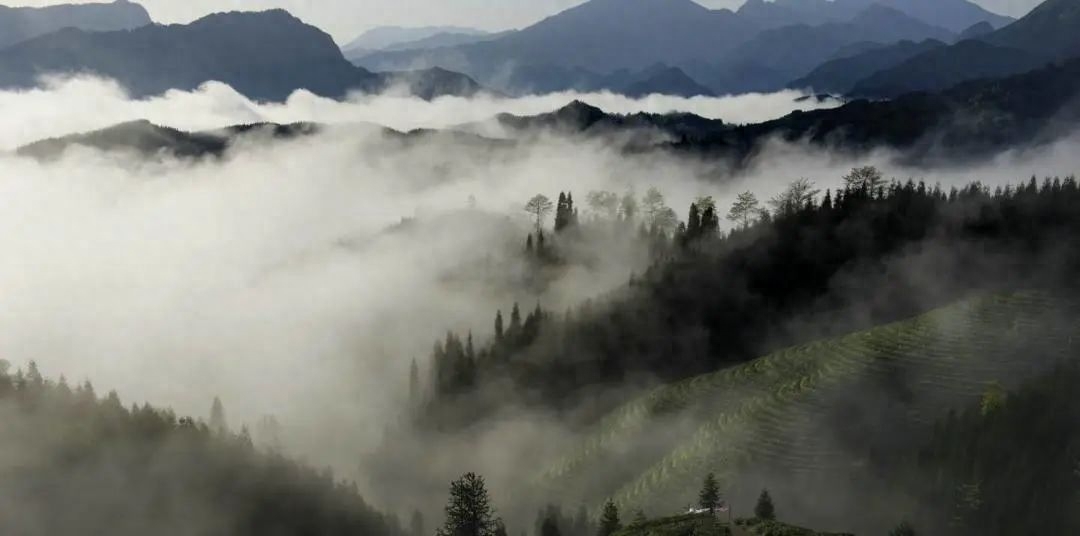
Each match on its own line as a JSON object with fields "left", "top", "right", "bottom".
{"left": 0, "top": 360, "right": 401, "bottom": 536}
{"left": 883, "top": 360, "right": 1080, "bottom": 535}
{"left": 415, "top": 169, "right": 1080, "bottom": 427}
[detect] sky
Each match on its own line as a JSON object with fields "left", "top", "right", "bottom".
{"left": 7, "top": 0, "right": 1043, "bottom": 43}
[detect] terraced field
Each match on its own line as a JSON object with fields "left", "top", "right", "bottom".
{"left": 534, "top": 291, "right": 1080, "bottom": 514}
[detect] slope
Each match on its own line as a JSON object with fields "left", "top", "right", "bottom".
{"left": 355, "top": 0, "right": 759, "bottom": 93}
{"left": 848, "top": 0, "right": 1080, "bottom": 97}
{"left": 534, "top": 292, "right": 1080, "bottom": 526}
{"left": 0, "top": 0, "right": 151, "bottom": 49}
{"left": 788, "top": 39, "right": 947, "bottom": 94}
{"left": 688, "top": 5, "right": 956, "bottom": 94}
{"left": 0, "top": 10, "right": 484, "bottom": 101}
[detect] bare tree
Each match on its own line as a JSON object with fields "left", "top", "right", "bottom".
{"left": 525, "top": 194, "right": 554, "bottom": 233}
{"left": 842, "top": 166, "right": 884, "bottom": 193}
{"left": 727, "top": 191, "right": 760, "bottom": 229}
{"left": 769, "top": 178, "right": 820, "bottom": 217}
{"left": 587, "top": 190, "right": 620, "bottom": 220}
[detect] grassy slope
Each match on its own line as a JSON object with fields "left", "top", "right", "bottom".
{"left": 535, "top": 291, "right": 1080, "bottom": 513}
{"left": 612, "top": 513, "right": 850, "bottom": 536}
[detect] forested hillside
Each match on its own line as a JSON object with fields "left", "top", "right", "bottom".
{"left": 0, "top": 361, "right": 401, "bottom": 536}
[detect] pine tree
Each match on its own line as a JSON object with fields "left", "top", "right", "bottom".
{"left": 438, "top": 472, "right": 499, "bottom": 536}
{"left": 209, "top": 396, "right": 227, "bottom": 433}
{"left": 687, "top": 203, "right": 701, "bottom": 238}
{"left": 699, "top": 472, "right": 720, "bottom": 513}
{"left": 630, "top": 510, "right": 646, "bottom": 527}
{"left": 754, "top": 489, "right": 775, "bottom": 520}
{"left": 509, "top": 304, "right": 522, "bottom": 337}
{"left": 597, "top": 500, "right": 620, "bottom": 536}
{"left": 494, "top": 311, "right": 504, "bottom": 342}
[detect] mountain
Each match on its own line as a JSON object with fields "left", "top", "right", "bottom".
{"left": 850, "top": 39, "right": 1039, "bottom": 97}
{"left": 355, "top": 0, "right": 760, "bottom": 94}
{"left": 0, "top": 363, "right": 402, "bottom": 536}
{"left": 0, "top": 10, "right": 484, "bottom": 101}
{"left": 692, "top": 5, "right": 955, "bottom": 93}
{"left": 790, "top": 39, "right": 947, "bottom": 94}
{"left": 0, "top": 0, "right": 151, "bottom": 49}
{"left": 957, "top": 20, "right": 995, "bottom": 40}
{"left": 620, "top": 65, "right": 715, "bottom": 98}
{"left": 379, "top": 29, "right": 509, "bottom": 52}
{"left": 735, "top": 0, "right": 1012, "bottom": 33}
{"left": 982, "top": 0, "right": 1080, "bottom": 59}
{"left": 847, "top": 0, "right": 1080, "bottom": 97}
{"left": 340, "top": 25, "right": 488, "bottom": 54}
{"left": 15, "top": 120, "right": 321, "bottom": 159}
{"left": 841, "top": 0, "right": 1014, "bottom": 32}
{"left": 493, "top": 99, "right": 728, "bottom": 141}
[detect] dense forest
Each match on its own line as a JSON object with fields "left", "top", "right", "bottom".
{"left": 0, "top": 361, "right": 401, "bottom": 536}
{"left": 412, "top": 169, "right": 1080, "bottom": 431}
{"left": 885, "top": 361, "right": 1080, "bottom": 534}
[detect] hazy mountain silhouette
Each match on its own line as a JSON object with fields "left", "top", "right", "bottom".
{"left": 340, "top": 25, "right": 490, "bottom": 55}
{"left": 848, "top": 0, "right": 1080, "bottom": 97}
{"left": 353, "top": 0, "right": 1013, "bottom": 96}
{"left": 0, "top": 10, "right": 484, "bottom": 101}
{"left": 735, "top": 0, "right": 1012, "bottom": 32}
{"left": 355, "top": 0, "right": 759, "bottom": 94}
{"left": 790, "top": 39, "right": 947, "bottom": 94}
{"left": 957, "top": 20, "right": 995, "bottom": 40}
{"left": 691, "top": 5, "right": 954, "bottom": 93}
{"left": 0, "top": 0, "right": 151, "bottom": 49}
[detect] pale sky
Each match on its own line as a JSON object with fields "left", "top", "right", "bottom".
{"left": 8, "top": 0, "right": 1044, "bottom": 43}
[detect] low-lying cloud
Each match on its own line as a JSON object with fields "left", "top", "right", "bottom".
{"left": 0, "top": 76, "right": 840, "bottom": 150}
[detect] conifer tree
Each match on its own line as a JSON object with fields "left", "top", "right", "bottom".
{"left": 754, "top": 489, "right": 775, "bottom": 520}
{"left": 597, "top": 500, "right": 620, "bottom": 536}
{"left": 699, "top": 472, "right": 720, "bottom": 513}
{"left": 209, "top": 396, "right": 227, "bottom": 433}
{"left": 438, "top": 472, "right": 499, "bottom": 536}
{"left": 494, "top": 311, "right": 504, "bottom": 342}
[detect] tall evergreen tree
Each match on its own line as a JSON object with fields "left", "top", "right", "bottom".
{"left": 494, "top": 311, "right": 504, "bottom": 342}
{"left": 438, "top": 473, "right": 499, "bottom": 536}
{"left": 686, "top": 203, "right": 701, "bottom": 238}
{"left": 698, "top": 472, "right": 720, "bottom": 513}
{"left": 754, "top": 489, "right": 775, "bottom": 520}
{"left": 597, "top": 501, "right": 620, "bottom": 536}
{"left": 509, "top": 304, "right": 522, "bottom": 336}
{"left": 209, "top": 396, "right": 227, "bottom": 433}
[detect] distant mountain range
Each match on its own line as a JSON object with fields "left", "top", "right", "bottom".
{"left": 833, "top": 0, "right": 1080, "bottom": 97}
{"left": 353, "top": 0, "right": 1017, "bottom": 96}
{"left": 340, "top": 25, "right": 495, "bottom": 56}
{"left": 0, "top": 0, "right": 151, "bottom": 49}
{"left": 26, "top": 51, "right": 1080, "bottom": 166}
{"left": 0, "top": 9, "right": 484, "bottom": 101}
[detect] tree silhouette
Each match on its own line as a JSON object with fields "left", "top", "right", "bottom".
{"left": 525, "top": 195, "right": 554, "bottom": 234}
{"left": 698, "top": 472, "right": 720, "bottom": 513}
{"left": 754, "top": 489, "right": 775, "bottom": 520}
{"left": 597, "top": 500, "right": 621, "bottom": 536}
{"left": 438, "top": 472, "right": 499, "bottom": 536}
{"left": 727, "top": 191, "right": 760, "bottom": 229}
{"left": 209, "top": 396, "right": 227, "bottom": 434}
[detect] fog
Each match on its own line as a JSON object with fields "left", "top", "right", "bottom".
{"left": 1, "top": 76, "right": 1079, "bottom": 527}
{"left": 0, "top": 76, "right": 841, "bottom": 149}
